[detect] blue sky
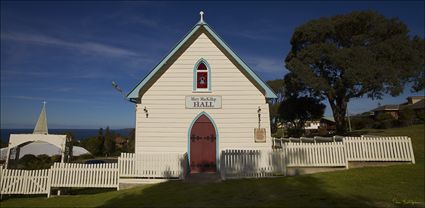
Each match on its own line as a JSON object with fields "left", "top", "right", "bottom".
{"left": 1, "top": 1, "right": 424, "bottom": 129}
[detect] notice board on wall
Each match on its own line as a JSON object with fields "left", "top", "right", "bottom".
{"left": 254, "top": 128, "right": 266, "bottom": 143}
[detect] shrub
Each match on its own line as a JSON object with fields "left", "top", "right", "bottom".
{"left": 351, "top": 117, "right": 375, "bottom": 130}
{"left": 398, "top": 108, "right": 416, "bottom": 126}
{"left": 374, "top": 113, "right": 397, "bottom": 129}
{"left": 286, "top": 128, "right": 304, "bottom": 137}
{"left": 416, "top": 112, "right": 425, "bottom": 123}
{"left": 272, "top": 128, "right": 284, "bottom": 138}
{"left": 51, "top": 155, "right": 62, "bottom": 163}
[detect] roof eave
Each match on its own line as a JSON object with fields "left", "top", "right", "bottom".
{"left": 126, "top": 24, "right": 202, "bottom": 99}
{"left": 127, "top": 22, "right": 278, "bottom": 100}
{"left": 202, "top": 25, "right": 278, "bottom": 99}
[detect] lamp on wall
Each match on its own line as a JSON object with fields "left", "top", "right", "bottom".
{"left": 144, "top": 107, "right": 149, "bottom": 118}
{"left": 254, "top": 106, "right": 266, "bottom": 143}
{"left": 257, "top": 106, "right": 261, "bottom": 128}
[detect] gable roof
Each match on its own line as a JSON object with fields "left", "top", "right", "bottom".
{"left": 372, "top": 104, "right": 400, "bottom": 112}
{"left": 402, "top": 99, "right": 425, "bottom": 110}
{"left": 126, "top": 21, "right": 278, "bottom": 101}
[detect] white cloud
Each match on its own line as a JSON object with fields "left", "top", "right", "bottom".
{"left": 1, "top": 32, "right": 140, "bottom": 58}
{"left": 246, "top": 55, "right": 284, "bottom": 74}
{"left": 4, "top": 95, "right": 94, "bottom": 104}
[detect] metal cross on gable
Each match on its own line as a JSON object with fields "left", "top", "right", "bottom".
{"left": 200, "top": 11, "right": 204, "bottom": 23}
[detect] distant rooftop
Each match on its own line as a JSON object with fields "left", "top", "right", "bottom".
{"left": 407, "top": 96, "right": 425, "bottom": 99}
{"left": 402, "top": 99, "right": 425, "bottom": 110}
{"left": 372, "top": 104, "right": 399, "bottom": 112}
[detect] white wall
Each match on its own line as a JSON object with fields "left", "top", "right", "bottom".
{"left": 135, "top": 32, "right": 272, "bottom": 155}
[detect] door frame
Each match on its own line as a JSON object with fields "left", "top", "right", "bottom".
{"left": 187, "top": 111, "right": 219, "bottom": 171}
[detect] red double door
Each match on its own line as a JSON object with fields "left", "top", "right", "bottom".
{"left": 190, "top": 114, "right": 216, "bottom": 173}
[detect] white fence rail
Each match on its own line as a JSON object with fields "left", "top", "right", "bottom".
{"left": 223, "top": 136, "right": 415, "bottom": 179}
{"left": 283, "top": 142, "right": 347, "bottom": 167}
{"left": 119, "top": 153, "right": 187, "bottom": 179}
{"left": 0, "top": 168, "right": 50, "bottom": 196}
{"left": 50, "top": 163, "right": 119, "bottom": 189}
{"left": 343, "top": 136, "right": 415, "bottom": 163}
{"left": 221, "top": 142, "right": 347, "bottom": 179}
{"left": 220, "top": 150, "right": 285, "bottom": 179}
{"left": 1, "top": 136, "right": 416, "bottom": 196}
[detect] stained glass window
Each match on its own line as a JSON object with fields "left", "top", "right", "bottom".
{"left": 196, "top": 61, "right": 209, "bottom": 90}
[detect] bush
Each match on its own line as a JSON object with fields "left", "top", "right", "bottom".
{"left": 287, "top": 128, "right": 304, "bottom": 137}
{"left": 373, "top": 113, "right": 397, "bottom": 129}
{"left": 51, "top": 155, "right": 62, "bottom": 163}
{"left": 17, "top": 154, "right": 52, "bottom": 169}
{"left": 351, "top": 117, "right": 375, "bottom": 130}
{"left": 398, "top": 108, "right": 416, "bottom": 126}
{"left": 416, "top": 112, "right": 425, "bottom": 123}
{"left": 272, "top": 128, "right": 284, "bottom": 138}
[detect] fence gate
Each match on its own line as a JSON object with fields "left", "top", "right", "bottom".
{"left": 0, "top": 168, "right": 50, "bottom": 197}
{"left": 50, "top": 162, "right": 119, "bottom": 189}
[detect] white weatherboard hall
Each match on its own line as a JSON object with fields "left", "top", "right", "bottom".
{"left": 127, "top": 12, "right": 277, "bottom": 173}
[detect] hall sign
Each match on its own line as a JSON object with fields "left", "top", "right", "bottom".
{"left": 185, "top": 96, "right": 222, "bottom": 109}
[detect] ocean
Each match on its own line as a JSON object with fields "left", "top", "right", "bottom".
{"left": 0, "top": 129, "right": 133, "bottom": 143}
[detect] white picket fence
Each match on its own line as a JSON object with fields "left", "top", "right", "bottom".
{"left": 220, "top": 150, "right": 285, "bottom": 179}
{"left": 343, "top": 136, "right": 415, "bottom": 163}
{"left": 283, "top": 142, "right": 347, "bottom": 167}
{"left": 119, "top": 153, "right": 187, "bottom": 179}
{"left": 0, "top": 136, "right": 417, "bottom": 196}
{"left": 1, "top": 153, "right": 187, "bottom": 198}
{"left": 50, "top": 163, "right": 119, "bottom": 189}
{"left": 222, "top": 136, "right": 415, "bottom": 179}
{"left": 221, "top": 142, "right": 347, "bottom": 179}
{"left": 0, "top": 168, "right": 50, "bottom": 196}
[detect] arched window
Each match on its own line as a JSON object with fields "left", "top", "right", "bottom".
{"left": 193, "top": 59, "right": 211, "bottom": 91}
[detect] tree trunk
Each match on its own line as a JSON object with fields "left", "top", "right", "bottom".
{"left": 328, "top": 97, "right": 348, "bottom": 135}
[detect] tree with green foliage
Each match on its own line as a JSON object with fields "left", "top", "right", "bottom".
{"left": 278, "top": 96, "right": 326, "bottom": 137}
{"left": 267, "top": 79, "right": 285, "bottom": 134}
{"left": 80, "top": 128, "right": 106, "bottom": 156}
{"left": 127, "top": 128, "right": 135, "bottom": 153}
{"left": 97, "top": 128, "right": 104, "bottom": 154}
{"left": 81, "top": 136, "right": 102, "bottom": 156}
{"left": 103, "top": 126, "right": 115, "bottom": 157}
{"left": 285, "top": 11, "right": 424, "bottom": 134}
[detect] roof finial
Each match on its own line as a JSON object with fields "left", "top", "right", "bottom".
{"left": 199, "top": 11, "right": 204, "bottom": 23}
{"left": 42, "top": 100, "right": 47, "bottom": 107}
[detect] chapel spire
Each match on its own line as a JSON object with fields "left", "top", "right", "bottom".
{"left": 33, "top": 101, "right": 48, "bottom": 135}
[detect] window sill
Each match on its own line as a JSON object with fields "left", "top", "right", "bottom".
{"left": 192, "top": 90, "right": 212, "bottom": 93}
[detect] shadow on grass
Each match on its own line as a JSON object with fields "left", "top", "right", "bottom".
{"left": 100, "top": 176, "right": 375, "bottom": 208}
{"left": 0, "top": 188, "right": 116, "bottom": 201}
{"left": 66, "top": 188, "right": 116, "bottom": 195}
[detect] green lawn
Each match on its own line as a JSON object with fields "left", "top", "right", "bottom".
{"left": 1, "top": 125, "right": 424, "bottom": 208}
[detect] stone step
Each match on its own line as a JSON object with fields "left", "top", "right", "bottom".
{"left": 184, "top": 172, "right": 221, "bottom": 183}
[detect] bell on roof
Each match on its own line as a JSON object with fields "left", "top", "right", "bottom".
{"left": 33, "top": 101, "right": 48, "bottom": 135}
